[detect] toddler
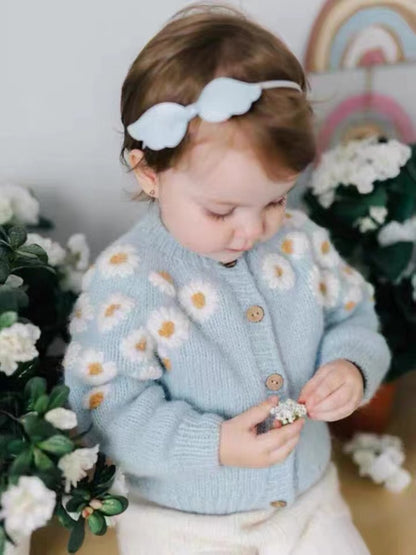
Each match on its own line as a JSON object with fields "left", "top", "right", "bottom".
{"left": 64, "top": 4, "right": 391, "bottom": 554}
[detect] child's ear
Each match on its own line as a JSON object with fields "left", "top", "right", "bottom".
{"left": 128, "top": 149, "right": 159, "bottom": 198}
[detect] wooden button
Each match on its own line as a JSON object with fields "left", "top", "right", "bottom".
{"left": 246, "top": 305, "right": 264, "bottom": 323}
{"left": 271, "top": 500, "right": 287, "bottom": 508}
{"left": 265, "top": 374, "right": 284, "bottom": 391}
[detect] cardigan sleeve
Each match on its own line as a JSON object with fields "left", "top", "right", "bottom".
{"left": 307, "top": 222, "right": 392, "bottom": 405}
{"left": 63, "top": 263, "right": 224, "bottom": 479}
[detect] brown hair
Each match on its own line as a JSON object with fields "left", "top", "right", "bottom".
{"left": 120, "top": 3, "right": 316, "bottom": 200}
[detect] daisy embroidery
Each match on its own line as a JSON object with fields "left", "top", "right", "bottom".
{"left": 69, "top": 293, "right": 94, "bottom": 335}
{"left": 149, "top": 271, "right": 176, "bottom": 297}
{"left": 178, "top": 281, "right": 219, "bottom": 322}
{"left": 120, "top": 327, "right": 154, "bottom": 363}
{"left": 262, "top": 254, "right": 296, "bottom": 290}
{"left": 137, "top": 365, "right": 163, "bottom": 381}
{"left": 62, "top": 342, "right": 82, "bottom": 370}
{"left": 77, "top": 349, "right": 118, "bottom": 386}
{"left": 284, "top": 209, "right": 308, "bottom": 228}
{"left": 279, "top": 231, "right": 309, "bottom": 259}
{"left": 147, "top": 306, "right": 190, "bottom": 348}
{"left": 340, "top": 264, "right": 365, "bottom": 287}
{"left": 97, "top": 293, "right": 135, "bottom": 333}
{"left": 82, "top": 384, "right": 111, "bottom": 410}
{"left": 344, "top": 286, "right": 363, "bottom": 311}
{"left": 158, "top": 347, "right": 172, "bottom": 371}
{"left": 97, "top": 244, "right": 140, "bottom": 278}
{"left": 311, "top": 229, "right": 340, "bottom": 268}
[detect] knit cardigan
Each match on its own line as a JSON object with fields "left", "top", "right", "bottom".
{"left": 64, "top": 202, "right": 391, "bottom": 514}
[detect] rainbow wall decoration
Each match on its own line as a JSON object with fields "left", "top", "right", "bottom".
{"left": 305, "top": 0, "right": 416, "bottom": 72}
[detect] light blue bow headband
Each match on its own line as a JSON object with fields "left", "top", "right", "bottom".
{"left": 126, "top": 76, "right": 302, "bottom": 151}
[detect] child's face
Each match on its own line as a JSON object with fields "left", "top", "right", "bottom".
{"left": 138, "top": 124, "right": 298, "bottom": 264}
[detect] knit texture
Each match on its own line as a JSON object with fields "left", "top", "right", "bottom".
{"left": 64, "top": 202, "right": 391, "bottom": 514}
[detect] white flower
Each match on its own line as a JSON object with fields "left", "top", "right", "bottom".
{"left": 284, "top": 209, "right": 308, "bottom": 228}
{"left": 378, "top": 216, "right": 416, "bottom": 246}
{"left": 77, "top": 349, "right": 118, "bottom": 386}
{"left": 81, "top": 264, "right": 96, "bottom": 291}
{"left": 58, "top": 445, "right": 99, "bottom": 493}
{"left": 60, "top": 268, "right": 84, "bottom": 294}
{"left": 343, "top": 286, "right": 363, "bottom": 311}
{"left": 62, "top": 342, "right": 82, "bottom": 369}
{"left": 0, "top": 183, "right": 40, "bottom": 225}
{"left": 270, "top": 399, "right": 307, "bottom": 425}
{"left": 25, "top": 233, "right": 66, "bottom": 266}
{"left": 262, "top": 254, "right": 296, "bottom": 290}
{"left": 0, "top": 197, "right": 13, "bottom": 224}
{"left": 340, "top": 265, "right": 365, "bottom": 287}
{"left": 147, "top": 306, "right": 190, "bottom": 348}
{"left": 120, "top": 328, "right": 154, "bottom": 363}
{"left": 97, "top": 293, "right": 135, "bottom": 333}
{"left": 279, "top": 231, "right": 309, "bottom": 258}
{"left": 311, "top": 229, "right": 339, "bottom": 268}
{"left": 5, "top": 274, "right": 24, "bottom": 288}
{"left": 308, "top": 266, "right": 339, "bottom": 307}
{"left": 0, "top": 322, "right": 40, "bottom": 376}
{"left": 69, "top": 293, "right": 94, "bottom": 335}
{"left": 349, "top": 165, "right": 376, "bottom": 194}
{"left": 369, "top": 206, "right": 387, "bottom": 225}
{"left": 136, "top": 365, "right": 163, "bottom": 380}
{"left": 356, "top": 217, "right": 378, "bottom": 233}
{"left": 110, "top": 467, "right": 129, "bottom": 496}
{"left": 97, "top": 244, "right": 140, "bottom": 278}
{"left": 82, "top": 384, "right": 111, "bottom": 410}
{"left": 384, "top": 468, "right": 412, "bottom": 493}
{"left": 0, "top": 476, "right": 56, "bottom": 537}
{"left": 67, "top": 234, "right": 90, "bottom": 271}
{"left": 149, "top": 271, "right": 176, "bottom": 297}
{"left": 44, "top": 407, "right": 78, "bottom": 430}
{"left": 178, "top": 281, "right": 219, "bottom": 322}
{"left": 317, "top": 190, "right": 335, "bottom": 208}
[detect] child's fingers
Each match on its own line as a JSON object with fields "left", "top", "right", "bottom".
{"left": 257, "top": 418, "right": 304, "bottom": 452}
{"left": 298, "top": 365, "right": 333, "bottom": 402}
{"left": 304, "top": 374, "right": 344, "bottom": 409}
{"left": 308, "top": 388, "right": 356, "bottom": 420}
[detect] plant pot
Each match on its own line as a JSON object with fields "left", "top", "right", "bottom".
{"left": 329, "top": 381, "right": 398, "bottom": 439}
{"left": 5, "top": 535, "right": 31, "bottom": 555}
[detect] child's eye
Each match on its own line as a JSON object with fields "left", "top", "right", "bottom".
{"left": 206, "top": 209, "right": 234, "bottom": 221}
{"left": 267, "top": 195, "right": 287, "bottom": 209}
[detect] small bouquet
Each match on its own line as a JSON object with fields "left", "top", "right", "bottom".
{"left": 0, "top": 184, "right": 128, "bottom": 554}
{"left": 304, "top": 137, "right": 416, "bottom": 382}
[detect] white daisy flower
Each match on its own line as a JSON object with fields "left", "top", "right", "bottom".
{"left": 308, "top": 265, "right": 339, "bottom": 307}
{"left": 344, "top": 286, "right": 363, "bottom": 311}
{"left": 157, "top": 347, "right": 172, "bottom": 372}
{"left": 77, "top": 349, "right": 117, "bottom": 386}
{"left": 279, "top": 231, "right": 309, "bottom": 258}
{"left": 120, "top": 327, "right": 154, "bottom": 363}
{"left": 81, "top": 264, "right": 96, "bottom": 291}
{"left": 82, "top": 384, "right": 111, "bottom": 410}
{"left": 262, "top": 254, "right": 296, "bottom": 290}
{"left": 178, "top": 281, "right": 219, "bottom": 322}
{"left": 69, "top": 293, "right": 94, "bottom": 335}
{"left": 26, "top": 233, "right": 66, "bottom": 267}
{"left": 0, "top": 322, "right": 40, "bottom": 376}
{"left": 284, "top": 209, "right": 308, "bottom": 228}
{"left": 137, "top": 365, "right": 163, "bottom": 380}
{"left": 149, "top": 271, "right": 176, "bottom": 297}
{"left": 44, "top": 407, "right": 77, "bottom": 430}
{"left": 58, "top": 445, "right": 99, "bottom": 493}
{"left": 62, "top": 342, "right": 82, "bottom": 369}
{"left": 97, "top": 244, "right": 140, "bottom": 278}
{"left": 341, "top": 265, "right": 365, "bottom": 287}
{"left": 311, "top": 229, "right": 339, "bottom": 268}
{"left": 147, "top": 306, "right": 190, "bottom": 348}
{"left": 97, "top": 293, "right": 135, "bottom": 333}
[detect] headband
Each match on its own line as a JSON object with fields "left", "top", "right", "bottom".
{"left": 126, "top": 76, "right": 302, "bottom": 151}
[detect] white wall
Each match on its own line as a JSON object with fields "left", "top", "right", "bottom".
{"left": 1, "top": 0, "right": 324, "bottom": 256}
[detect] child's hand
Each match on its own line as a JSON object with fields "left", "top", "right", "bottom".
{"left": 219, "top": 396, "right": 305, "bottom": 468}
{"left": 298, "top": 359, "right": 364, "bottom": 422}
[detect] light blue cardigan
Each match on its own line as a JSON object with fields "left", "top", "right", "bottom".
{"left": 64, "top": 202, "right": 391, "bottom": 514}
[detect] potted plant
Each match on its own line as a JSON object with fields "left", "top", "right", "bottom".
{"left": 0, "top": 184, "right": 128, "bottom": 554}
{"left": 303, "top": 137, "right": 416, "bottom": 436}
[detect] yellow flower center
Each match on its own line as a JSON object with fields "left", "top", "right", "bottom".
{"left": 159, "top": 321, "right": 175, "bottom": 338}
{"left": 281, "top": 239, "right": 293, "bottom": 255}
{"left": 162, "top": 358, "right": 172, "bottom": 371}
{"left": 89, "top": 392, "right": 104, "bottom": 409}
{"left": 319, "top": 282, "right": 327, "bottom": 295}
{"left": 274, "top": 265, "right": 283, "bottom": 277}
{"left": 158, "top": 271, "right": 173, "bottom": 284}
{"left": 110, "top": 252, "right": 128, "bottom": 265}
{"left": 105, "top": 303, "right": 121, "bottom": 317}
{"left": 345, "top": 301, "right": 356, "bottom": 311}
{"left": 88, "top": 363, "right": 103, "bottom": 375}
{"left": 191, "top": 292, "right": 206, "bottom": 309}
{"left": 135, "top": 339, "right": 147, "bottom": 351}
{"left": 321, "top": 241, "right": 330, "bottom": 255}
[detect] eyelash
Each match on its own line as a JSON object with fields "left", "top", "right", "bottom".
{"left": 207, "top": 196, "right": 287, "bottom": 221}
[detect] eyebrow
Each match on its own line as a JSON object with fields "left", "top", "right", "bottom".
{"left": 206, "top": 182, "right": 297, "bottom": 206}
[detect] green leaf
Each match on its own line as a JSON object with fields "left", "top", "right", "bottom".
{"left": 0, "top": 286, "right": 28, "bottom": 312}
{"left": 369, "top": 242, "right": 413, "bottom": 281}
{"left": 87, "top": 511, "right": 107, "bottom": 536}
{"left": 17, "top": 243, "right": 48, "bottom": 264}
{"left": 100, "top": 496, "right": 128, "bottom": 516}
{"left": 66, "top": 496, "right": 88, "bottom": 514}
{"left": 47, "top": 385, "right": 70, "bottom": 410}
{"left": 0, "top": 526, "right": 5, "bottom": 554}
{"left": 9, "top": 448, "right": 32, "bottom": 475}
{"left": 68, "top": 517, "right": 85, "bottom": 554}
{"left": 34, "top": 394, "right": 50, "bottom": 414}
{"left": 0, "top": 259, "right": 10, "bottom": 284}
{"left": 33, "top": 447, "right": 55, "bottom": 470}
{"left": 24, "top": 377, "right": 47, "bottom": 403}
{"left": 38, "top": 434, "right": 74, "bottom": 455}
{"left": 55, "top": 501, "right": 78, "bottom": 529}
{"left": 0, "top": 311, "right": 18, "bottom": 330}
{"left": 21, "top": 414, "right": 57, "bottom": 441}
{"left": 8, "top": 226, "right": 27, "bottom": 249}
{"left": 7, "top": 439, "right": 27, "bottom": 456}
